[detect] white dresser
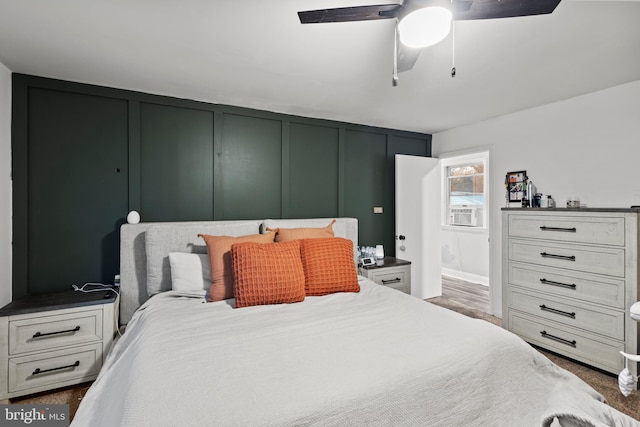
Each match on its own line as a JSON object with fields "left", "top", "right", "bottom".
{"left": 0, "top": 290, "right": 117, "bottom": 401}
{"left": 502, "top": 208, "right": 639, "bottom": 378}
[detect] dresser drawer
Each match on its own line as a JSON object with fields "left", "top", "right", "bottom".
{"left": 508, "top": 311, "right": 624, "bottom": 374}
{"left": 507, "top": 214, "right": 625, "bottom": 246}
{"left": 8, "top": 343, "right": 102, "bottom": 394}
{"left": 508, "top": 263, "right": 625, "bottom": 309}
{"left": 507, "top": 287, "right": 625, "bottom": 340}
{"left": 9, "top": 308, "right": 103, "bottom": 355}
{"left": 369, "top": 268, "right": 409, "bottom": 293}
{"left": 508, "top": 239, "right": 625, "bottom": 277}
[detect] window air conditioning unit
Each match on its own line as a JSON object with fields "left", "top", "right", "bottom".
{"left": 449, "top": 206, "right": 482, "bottom": 226}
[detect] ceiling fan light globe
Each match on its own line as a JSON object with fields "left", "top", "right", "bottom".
{"left": 398, "top": 6, "right": 452, "bottom": 48}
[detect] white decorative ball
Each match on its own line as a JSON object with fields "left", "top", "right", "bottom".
{"left": 127, "top": 210, "right": 140, "bottom": 224}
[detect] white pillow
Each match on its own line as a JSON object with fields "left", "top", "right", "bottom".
{"left": 168, "top": 253, "right": 211, "bottom": 291}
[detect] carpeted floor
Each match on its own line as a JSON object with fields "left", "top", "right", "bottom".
{"left": 10, "top": 381, "right": 90, "bottom": 421}
{"left": 427, "top": 296, "right": 640, "bottom": 421}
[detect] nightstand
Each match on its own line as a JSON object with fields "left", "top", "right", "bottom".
{"left": 358, "top": 257, "right": 411, "bottom": 294}
{"left": 0, "top": 289, "right": 117, "bottom": 401}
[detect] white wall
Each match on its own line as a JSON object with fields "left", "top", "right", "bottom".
{"left": 0, "top": 61, "right": 11, "bottom": 307}
{"left": 432, "top": 80, "right": 640, "bottom": 317}
{"left": 441, "top": 228, "right": 489, "bottom": 285}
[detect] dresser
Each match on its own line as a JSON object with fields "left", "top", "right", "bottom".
{"left": 359, "top": 257, "right": 411, "bottom": 294}
{"left": 502, "top": 208, "right": 640, "bottom": 378}
{"left": 0, "top": 290, "right": 117, "bottom": 401}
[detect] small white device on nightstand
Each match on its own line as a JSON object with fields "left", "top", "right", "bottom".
{"left": 630, "top": 301, "right": 640, "bottom": 321}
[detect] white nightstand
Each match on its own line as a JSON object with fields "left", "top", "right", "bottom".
{"left": 0, "top": 289, "right": 117, "bottom": 401}
{"left": 358, "top": 257, "right": 411, "bottom": 294}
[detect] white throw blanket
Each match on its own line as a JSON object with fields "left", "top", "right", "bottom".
{"left": 72, "top": 279, "right": 639, "bottom": 426}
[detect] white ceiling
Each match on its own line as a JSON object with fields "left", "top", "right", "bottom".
{"left": 0, "top": 0, "right": 638, "bottom": 134}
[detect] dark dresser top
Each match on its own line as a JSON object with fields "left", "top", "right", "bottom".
{"left": 360, "top": 256, "right": 411, "bottom": 270}
{"left": 501, "top": 207, "right": 640, "bottom": 213}
{"left": 0, "top": 288, "right": 117, "bottom": 317}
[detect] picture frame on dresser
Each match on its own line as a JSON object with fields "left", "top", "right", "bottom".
{"left": 505, "top": 170, "right": 527, "bottom": 203}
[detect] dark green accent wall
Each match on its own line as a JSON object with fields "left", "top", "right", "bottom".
{"left": 11, "top": 74, "right": 431, "bottom": 297}
{"left": 289, "top": 123, "right": 339, "bottom": 219}
{"left": 140, "top": 103, "right": 215, "bottom": 221}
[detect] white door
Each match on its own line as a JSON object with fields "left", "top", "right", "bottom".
{"left": 395, "top": 154, "right": 441, "bottom": 299}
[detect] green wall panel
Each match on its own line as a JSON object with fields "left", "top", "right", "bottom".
{"left": 221, "top": 114, "right": 282, "bottom": 219}
{"left": 12, "top": 74, "right": 431, "bottom": 297}
{"left": 140, "top": 103, "right": 214, "bottom": 221}
{"left": 26, "top": 88, "right": 128, "bottom": 294}
{"left": 289, "top": 122, "right": 339, "bottom": 218}
{"left": 344, "top": 130, "right": 388, "bottom": 251}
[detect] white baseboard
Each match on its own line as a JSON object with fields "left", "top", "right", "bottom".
{"left": 442, "top": 268, "right": 489, "bottom": 286}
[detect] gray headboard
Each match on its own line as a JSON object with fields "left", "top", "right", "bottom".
{"left": 119, "top": 218, "right": 358, "bottom": 324}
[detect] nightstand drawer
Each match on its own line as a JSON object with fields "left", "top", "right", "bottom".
{"left": 507, "top": 214, "right": 625, "bottom": 246}
{"left": 371, "top": 270, "right": 407, "bottom": 286}
{"left": 358, "top": 257, "right": 411, "bottom": 294}
{"left": 9, "top": 308, "right": 103, "bottom": 355}
{"left": 8, "top": 343, "right": 102, "bottom": 394}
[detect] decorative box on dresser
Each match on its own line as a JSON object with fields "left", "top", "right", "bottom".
{"left": 502, "top": 208, "right": 640, "bottom": 379}
{"left": 0, "top": 290, "right": 117, "bottom": 401}
{"left": 358, "top": 257, "right": 411, "bottom": 294}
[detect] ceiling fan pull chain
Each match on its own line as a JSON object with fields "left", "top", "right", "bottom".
{"left": 392, "top": 23, "right": 399, "bottom": 86}
{"left": 451, "top": 19, "right": 456, "bottom": 78}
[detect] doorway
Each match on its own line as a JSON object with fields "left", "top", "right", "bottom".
{"left": 439, "top": 151, "right": 490, "bottom": 312}
{"left": 395, "top": 150, "right": 492, "bottom": 313}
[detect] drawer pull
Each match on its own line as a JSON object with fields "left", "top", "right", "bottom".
{"left": 540, "top": 331, "right": 577, "bottom": 348}
{"left": 381, "top": 278, "right": 401, "bottom": 285}
{"left": 539, "top": 304, "right": 576, "bottom": 319}
{"left": 32, "top": 325, "right": 81, "bottom": 339}
{"left": 32, "top": 360, "right": 80, "bottom": 376}
{"left": 540, "top": 252, "right": 576, "bottom": 262}
{"left": 539, "top": 226, "right": 577, "bottom": 233}
{"left": 539, "top": 278, "right": 577, "bottom": 290}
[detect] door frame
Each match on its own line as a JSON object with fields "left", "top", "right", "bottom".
{"left": 436, "top": 147, "right": 495, "bottom": 315}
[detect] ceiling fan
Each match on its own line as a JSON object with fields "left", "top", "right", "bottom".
{"left": 298, "top": 0, "right": 562, "bottom": 84}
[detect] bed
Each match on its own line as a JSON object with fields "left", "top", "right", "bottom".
{"left": 71, "top": 218, "right": 639, "bottom": 426}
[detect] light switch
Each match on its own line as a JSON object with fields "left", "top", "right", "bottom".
{"left": 373, "top": 207, "right": 383, "bottom": 214}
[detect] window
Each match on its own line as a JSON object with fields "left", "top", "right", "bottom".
{"left": 441, "top": 152, "right": 488, "bottom": 228}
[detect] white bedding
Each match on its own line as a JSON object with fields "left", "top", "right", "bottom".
{"left": 72, "top": 279, "right": 639, "bottom": 427}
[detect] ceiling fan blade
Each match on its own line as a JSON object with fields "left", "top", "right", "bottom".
{"left": 453, "top": 0, "right": 562, "bottom": 20}
{"left": 298, "top": 4, "right": 402, "bottom": 24}
{"left": 397, "top": 43, "right": 422, "bottom": 73}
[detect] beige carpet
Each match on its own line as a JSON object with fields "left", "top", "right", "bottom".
{"left": 10, "top": 382, "right": 90, "bottom": 421}
{"left": 428, "top": 296, "right": 640, "bottom": 421}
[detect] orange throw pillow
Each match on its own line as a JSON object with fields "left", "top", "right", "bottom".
{"left": 199, "top": 231, "right": 276, "bottom": 302}
{"left": 268, "top": 219, "right": 336, "bottom": 242}
{"left": 300, "top": 237, "right": 360, "bottom": 296}
{"left": 231, "top": 241, "right": 306, "bottom": 308}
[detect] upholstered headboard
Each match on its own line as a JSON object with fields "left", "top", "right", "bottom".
{"left": 119, "top": 218, "right": 358, "bottom": 324}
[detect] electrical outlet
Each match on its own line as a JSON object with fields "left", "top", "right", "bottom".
{"left": 373, "top": 207, "right": 383, "bottom": 214}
